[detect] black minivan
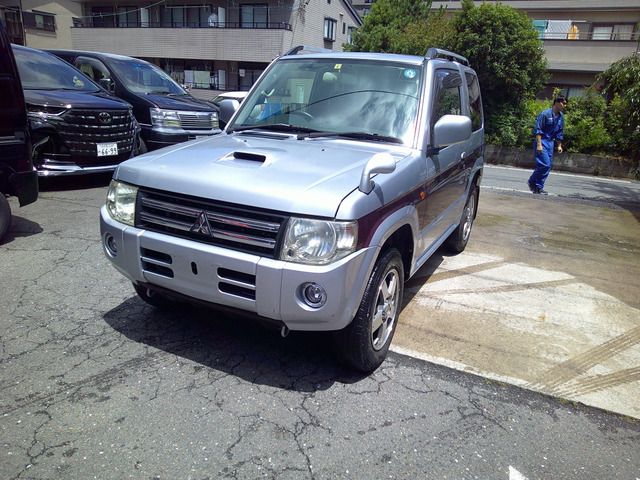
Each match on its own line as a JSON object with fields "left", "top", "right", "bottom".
{"left": 0, "top": 21, "right": 37, "bottom": 241}
{"left": 48, "top": 50, "right": 220, "bottom": 151}
{"left": 13, "top": 45, "right": 141, "bottom": 176}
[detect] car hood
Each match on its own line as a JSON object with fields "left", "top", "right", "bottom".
{"left": 145, "top": 93, "right": 215, "bottom": 112}
{"left": 116, "top": 132, "right": 410, "bottom": 217}
{"left": 24, "top": 89, "right": 130, "bottom": 109}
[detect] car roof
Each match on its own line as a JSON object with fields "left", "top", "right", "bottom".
{"left": 281, "top": 51, "right": 425, "bottom": 66}
{"left": 47, "top": 49, "right": 147, "bottom": 64}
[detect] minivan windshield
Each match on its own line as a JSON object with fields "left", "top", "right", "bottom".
{"left": 13, "top": 47, "right": 100, "bottom": 92}
{"left": 230, "top": 58, "right": 422, "bottom": 145}
{"left": 108, "top": 58, "right": 186, "bottom": 95}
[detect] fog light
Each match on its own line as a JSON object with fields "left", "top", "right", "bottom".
{"left": 301, "top": 282, "right": 327, "bottom": 308}
{"left": 105, "top": 233, "right": 118, "bottom": 257}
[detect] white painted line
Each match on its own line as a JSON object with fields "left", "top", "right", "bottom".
{"left": 509, "top": 466, "right": 529, "bottom": 480}
{"left": 480, "top": 185, "right": 556, "bottom": 196}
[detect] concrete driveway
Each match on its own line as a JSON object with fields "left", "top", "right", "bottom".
{"left": 394, "top": 181, "right": 640, "bottom": 419}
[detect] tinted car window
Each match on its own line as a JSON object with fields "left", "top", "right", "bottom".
{"left": 431, "top": 69, "right": 462, "bottom": 127}
{"left": 108, "top": 57, "right": 185, "bottom": 95}
{"left": 466, "top": 72, "right": 483, "bottom": 131}
{"left": 13, "top": 47, "right": 100, "bottom": 92}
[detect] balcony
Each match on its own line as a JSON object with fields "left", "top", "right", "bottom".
{"left": 70, "top": 23, "right": 293, "bottom": 63}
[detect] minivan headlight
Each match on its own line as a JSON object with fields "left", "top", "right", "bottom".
{"left": 106, "top": 180, "right": 138, "bottom": 226}
{"left": 281, "top": 218, "right": 357, "bottom": 265}
{"left": 150, "top": 108, "right": 181, "bottom": 129}
{"left": 150, "top": 108, "right": 219, "bottom": 130}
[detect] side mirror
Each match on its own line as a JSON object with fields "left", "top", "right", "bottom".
{"left": 432, "top": 114, "right": 472, "bottom": 150}
{"left": 98, "top": 78, "right": 115, "bottom": 93}
{"left": 219, "top": 98, "right": 240, "bottom": 128}
{"left": 359, "top": 152, "right": 396, "bottom": 194}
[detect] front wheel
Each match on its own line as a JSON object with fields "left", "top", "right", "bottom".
{"left": 444, "top": 186, "right": 478, "bottom": 254}
{"left": 0, "top": 195, "right": 11, "bottom": 242}
{"left": 334, "top": 248, "right": 404, "bottom": 373}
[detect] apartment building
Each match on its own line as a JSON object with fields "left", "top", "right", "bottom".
{"left": 0, "top": 0, "right": 362, "bottom": 91}
{"left": 431, "top": 0, "right": 639, "bottom": 97}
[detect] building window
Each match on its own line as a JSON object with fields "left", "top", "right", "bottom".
{"left": 324, "top": 18, "right": 336, "bottom": 42}
{"left": 116, "top": 7, "right": 139, "bottom": 27}
{"left": 22, "top": 10, "right": 56, "bottom": 32}
{"left": 592, "top": 23, "right": 634, "bottom": 40}
{"left": 240, "top": 4, "right": 268, "bottom": 28}
{"left": 347, "top": 26, "right": 355, "bottom": 44}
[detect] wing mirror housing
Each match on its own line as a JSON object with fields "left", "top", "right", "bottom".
{"left": 219, "top": 98, "right": 240, "bottom": 128}
{"left": 359, "top": 152, "right": 396, "bottom": 194}
{"left": 432, "top": 114, "right": 472, "bottom": 150}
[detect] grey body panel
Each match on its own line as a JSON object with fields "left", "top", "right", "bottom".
{"left": 102, "top": 48, "right": 485, "bottom": 332}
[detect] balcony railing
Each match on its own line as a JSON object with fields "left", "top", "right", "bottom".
{"left": 72, "top": 19, "right": 292, "bottom": 30}
{"left": 539, "top": 31, "right": 640, "bottom": 41}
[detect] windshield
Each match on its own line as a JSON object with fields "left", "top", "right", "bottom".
{"left": 108, "top": 57, "right": 186, "bottom": 95}
{"left": 230, "top": 58, "right": 422, "bottom": 145}
{"left": 13, "top": 47, "right": 100, "bottom": 92}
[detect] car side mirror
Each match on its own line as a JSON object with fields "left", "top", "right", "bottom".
{"left": 219, "top": 98, "right": 240, "bottom": 128}
{"left": 432, "top": 114, "right": 472, "bottom": 150}
{"left": 359, "top": 152, "right": 396, "bottom": 194}
{"left": 98, "top": 78, "right": 115, "bottom": 93}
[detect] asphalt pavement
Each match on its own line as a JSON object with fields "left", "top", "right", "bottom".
{"left": 1, "top": 166, "right": 639, "bottom": 479}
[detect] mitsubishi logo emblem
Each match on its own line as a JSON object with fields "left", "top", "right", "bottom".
{"left": 98, "top": 112, "right": 112, "bottom": 124}
{"left": 190, "top": 211, "right": 212, "bottom": 236}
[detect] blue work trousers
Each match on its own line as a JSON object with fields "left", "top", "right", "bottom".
{"left": 529, "top": 140, "right": 554, "bottom": 190}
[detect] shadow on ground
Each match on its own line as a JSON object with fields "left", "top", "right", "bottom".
{"left": 38, "top": 172, "right": 113, "bottom": 192}
{"left": 103, "top": 296, "right": 370, "bottom": 392}
{"left": 1, "top": 215, "right": 43, "bottom": 245}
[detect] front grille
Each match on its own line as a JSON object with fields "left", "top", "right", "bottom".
{"left": 178, "top": 112, "right": 215, "bottom": 130}
{"left": 58, "top": 109, "right": 136, "bottom": 160}
{"left": 136, "top": 189, "right": 287, "bottom": 258}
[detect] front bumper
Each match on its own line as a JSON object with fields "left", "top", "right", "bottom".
{"left": 141, "top": 126, "right": 220, "bottom": 151}
{"left": 100, "top": 207, "right": 377, "bottom": 331}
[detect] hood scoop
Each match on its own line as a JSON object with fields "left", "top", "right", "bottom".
{"left": 233, "top": 151, "right": 266, "bottom": 162}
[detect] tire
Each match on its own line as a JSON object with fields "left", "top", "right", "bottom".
{"left": 444, "top": 186, "right": 478, "bottom": 254}
{"left": 0, "top": 195, "right": 11, "bottom": 242}
{"left": 133, "top": 283, "right": 176, "bottom": 309}
{"left": 334, "top": 248, "right": 404, "bottom": 373}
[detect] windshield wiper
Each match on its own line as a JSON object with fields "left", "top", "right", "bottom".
{"left": 299, "top": 131, "right": 404, "bottom": 144}
{"left": 146, "top": 90, "right": 171, "bottom": 95}
{"left": 228, "top": 124, "right": 320, "bottom": 134}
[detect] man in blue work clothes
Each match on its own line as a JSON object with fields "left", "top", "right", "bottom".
{"left": 528, "top": 96, "right": 566, "bottom": 194}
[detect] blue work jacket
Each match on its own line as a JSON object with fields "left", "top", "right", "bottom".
{"left": 534, "top": 108, "right": 564, "bottom": 145}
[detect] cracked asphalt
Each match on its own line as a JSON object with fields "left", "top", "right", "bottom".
{"left": 1, "top": 174, "right": 639, "bottom": 480}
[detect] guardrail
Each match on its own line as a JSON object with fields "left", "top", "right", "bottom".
{"left": 539, "top": 31, "right": 640, "bottom": 41}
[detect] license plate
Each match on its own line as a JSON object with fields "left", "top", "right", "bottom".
{"left": 97, "top": 142, "right": 118, "bottom": 157}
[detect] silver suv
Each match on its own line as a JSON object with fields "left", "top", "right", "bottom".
{"left": 100, "top": 47, "right": 484, "bottom": 372}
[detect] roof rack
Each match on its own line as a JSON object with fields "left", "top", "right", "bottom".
{"left": 284, "top": 45, "right": 334, "bottom": 56}
{"left": 425, "top": 48, "right": 469, "bottom": 66}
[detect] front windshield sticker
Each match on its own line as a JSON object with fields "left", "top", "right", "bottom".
{"left": 72, "top": 76, "right": 85, "bottom": 88}
{"left": 334, "top": 63, "right": 342, "bottom": 71}
{"left": 403, "top": 69, "right": 417, "bottom": 80}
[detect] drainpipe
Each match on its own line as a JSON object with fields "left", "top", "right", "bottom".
{"left": 18, "top": 0, "right": 27, "bottom": 46}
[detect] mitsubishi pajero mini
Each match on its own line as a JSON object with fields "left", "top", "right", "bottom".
{"left": 100, "top": 47, "right": 484, "bottom": 372}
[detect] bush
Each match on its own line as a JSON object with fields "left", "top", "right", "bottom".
{"left": 562, "top": 90, "right": 611, "bottom": 154}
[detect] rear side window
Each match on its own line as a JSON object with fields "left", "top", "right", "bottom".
{"left": 431, "top": 69, "right": 462, "bottom": 128}
{"left": 466, "top": 72, "right": 483, "bottom": 131}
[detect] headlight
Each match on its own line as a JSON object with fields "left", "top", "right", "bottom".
{"left": 150, "top": 109, "right": 219, "bottom": 130}
{"left": 26, "top": 104, "right": 67, "bottom": 126}
{"left": 150, "top": 108, "right": 181, "bottom": 129}
{"left": 281, "top": 218, "right": 357, "bottom": 265}
{"left": 106, "top": 180, "right": 138, "bottom": 226}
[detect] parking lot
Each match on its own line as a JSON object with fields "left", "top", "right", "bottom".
{"left": 1, "top": 170, "right": 640, "bottom": 479}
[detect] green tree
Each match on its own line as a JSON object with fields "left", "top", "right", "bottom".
{"left": 449, "top": 0, "right": 548, "bottom": 145}
{"left": 346, "top": 0, "right": 451, "bottom": 55}
{"left": 598, "top": 55, "right": 640, "bottom": 170}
